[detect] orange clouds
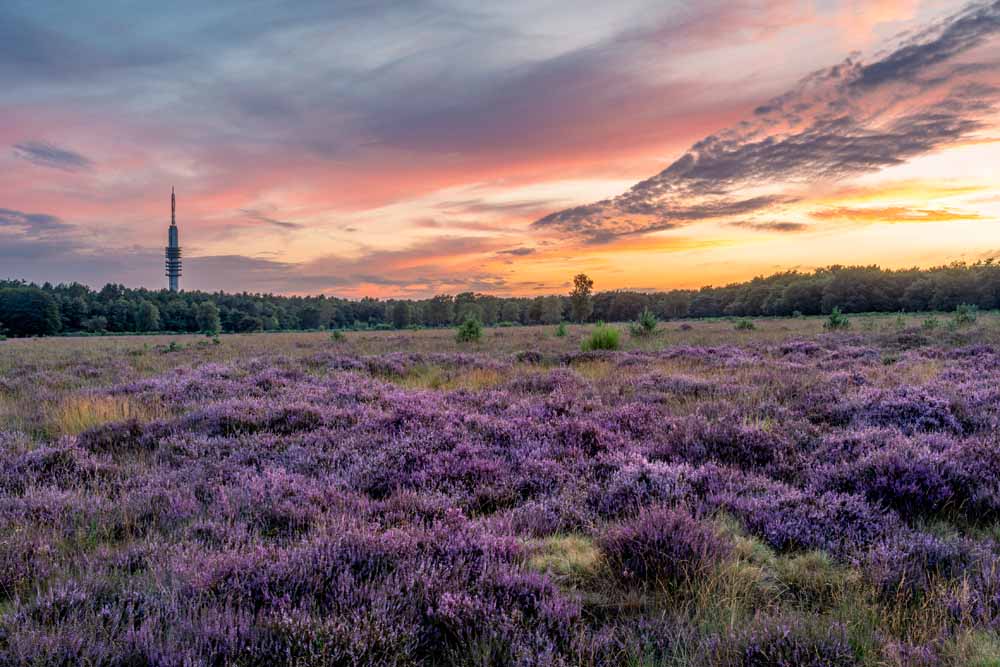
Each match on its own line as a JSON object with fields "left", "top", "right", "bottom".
{"left": 811, "top": 206, "right": 985, "bottom": 224}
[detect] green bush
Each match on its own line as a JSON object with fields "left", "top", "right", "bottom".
{"left": 734, "top": 318, "right": 756, "bottom": 331}
{"left": 581, "top": 324, "right": 620, "bottom": 351}
{"left": 456, "top": 317, "right": 483, "bottom": 343}
{"left": 824, "top": 307, "right": 850, "bottom": 331}
{"left": 954, "top": 303, "right": 978, "bottom": 326}
{"left": 330, "top": 330, "right": 345, "bottom": 342}
{"left": 555, "top": 322, "right": 567, "bottom": 337}
{"left": 629, "top": 308, "right": 658, "bottom": 336}
{"left": 922, "top": 316, "right": 939, "bottom": 331}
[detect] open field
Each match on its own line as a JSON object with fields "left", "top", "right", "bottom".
{"left": 2, "top": 314, "right": 1000, "bottom": 665}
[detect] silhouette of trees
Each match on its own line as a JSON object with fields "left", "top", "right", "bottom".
{"left": 2, "top": 260, "right": 1000, "bottom": 336}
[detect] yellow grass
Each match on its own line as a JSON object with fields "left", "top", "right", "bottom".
{"left": 528, "top": 535, "right": 601, "bottom": 582}
{"left": 396, "top": 366, "right": 509, "bottom": 392}
{"left": 50, "top": 395, "right": 163, "bottom": 436}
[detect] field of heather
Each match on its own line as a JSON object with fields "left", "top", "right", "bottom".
{"left": 2, "top": 315, "right": 1000, "bottom": 666}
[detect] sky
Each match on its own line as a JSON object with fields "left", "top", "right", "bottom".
{"left": 2, "top": 0, "right": 999, "bottom": 297}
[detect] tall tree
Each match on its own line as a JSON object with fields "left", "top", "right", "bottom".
{"left": 569, "top": 273, "right": 594, "bottom": 323}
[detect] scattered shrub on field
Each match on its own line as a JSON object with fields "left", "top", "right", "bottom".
{"left": 954, "top": 303, "right": 978, "bottom": 327}
{"left": 734, "top": 318, "right": 756, "bottom": 331}
{"left": 555, "top": 322, "right": 567, "bottom": 337}
{"left": 330, "top": 330, "right": 345, "bottom": 342}
{"left": 581, "top": 323, "right": 620, "bottom": 351}
{"left": 455, "top": 316, "right": 483, "bottom": 343}
{"left": 922, "top": 316, "right": 940, "bottom": 331}
{"left": 514, "top": 350, "right": 543, "bottom": 364}
{"left": 629, "top": 308, "right": 658, "bottom": 337}
{"left": 824, "top": 307, "right": 850, "bottom": 331}
{"left": 599, "top": 506, "right": 732, "bottom": 586}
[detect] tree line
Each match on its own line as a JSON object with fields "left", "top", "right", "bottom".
{"left": 1, "top": 260, "right": 999, "bottom": 337}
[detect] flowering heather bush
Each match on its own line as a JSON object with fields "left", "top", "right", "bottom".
{"left": 599, "top": 506, "right": 732, "bottom": 585}
{"left": 717, "top": 618, "right": 859, "bottom": 667}
{"left": 861, "top": 532, "right": 979, "bottom": 603}
{"left": 853, "top": 385, "right": 964, "bottom": 435}
{"left": 2, "top": 321, "right": 1000, "bottom": 664}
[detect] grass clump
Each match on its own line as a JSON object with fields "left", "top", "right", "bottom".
{"left": 528, "top": 535, "right": 601, "bottom": 583}
{"left": 947, "top": 631, "right": 1000, "bottom": 667}
{"left": 554, "top": 322, "right": 567, "bottom": 337}
{"left": 51, "top": 395, "right": 159, "bottom": 436}
{"left": 581, "top": 322, "right": 620, "bottom": 351}
{"left": 734, "top": 318, "right": 756, "bottom": 331}
{"left": 455, "top": 316, "right": 483, "bottom": 343}
{"left": 824, "top": 307, "right": 850, "bottom": 331}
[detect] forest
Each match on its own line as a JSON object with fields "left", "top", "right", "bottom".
{"left": 1, "top": 260, "right": 999, "bottom": 337}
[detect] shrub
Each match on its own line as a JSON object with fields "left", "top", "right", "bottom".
{"left": 629, "top": 308, "right": 658, "bottom": 337}
{"left": 824, "top": 307, "right": 850, "bottom": 331}
{"left": 581, "top": 324, "right": 620, "bottom": 351}
{"left": 555, "top": 322, "right": 567, "bottom": 337}
{"left": 922, "top": 316, "right": 939, "bottom": 330}
{"left": 720, "top": 618, "right": 859, "bottom": 667}
{"left": 954, "top": 303, "right": 978, "bottom": 326}
{"left": 734, "top": 318, "right": 756, "bottom": 331}
{"left": 863, "top": 532, "right": 977, "bottom": 603}
{"left": 330, "top": 330, "right": 345, "bottom": 342}
{"left": 455, "top": 317, "right": 483, "bottom": 343}
{"left": 599, "top": 506, "right": 731, "bottom": 586}
{"left": 853, "top": 385, "right": 963, "bottom": 435}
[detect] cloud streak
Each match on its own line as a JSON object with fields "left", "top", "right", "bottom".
{"left": 240, "top": 209, "right": 303, "bottom": 230}
{"left": 534, "top": 1, "right": 1000, "bottom": 243}
{"left": 12, "top": 141, "right": 92, "bottom": 171}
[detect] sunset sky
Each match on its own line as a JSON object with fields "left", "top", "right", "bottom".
{"left": 3, "top": 0, "right": 999, "bottom": 297}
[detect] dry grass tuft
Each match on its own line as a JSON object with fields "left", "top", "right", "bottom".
{"left": 50, "top": 395, "right": 163, "bottom": 436}
{"left": 528, "top": 534, "right": 602, "bottom": 583}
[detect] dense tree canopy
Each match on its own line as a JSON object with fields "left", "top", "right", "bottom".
{"left": 1, "top": 260, "right": 998, "bottom": 337}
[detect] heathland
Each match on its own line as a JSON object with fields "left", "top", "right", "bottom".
{"left": 2, "top": 314, "right": 1000, "bottom": 665}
